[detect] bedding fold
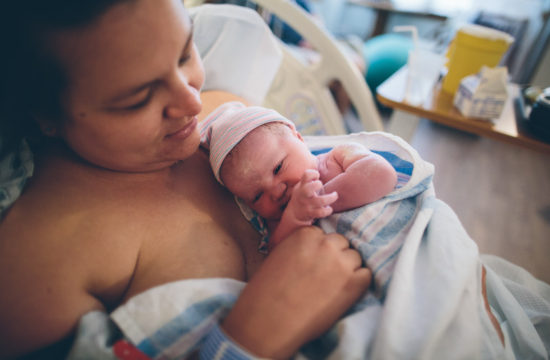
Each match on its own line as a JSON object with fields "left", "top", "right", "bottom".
{"left": 99, "top": 132, "right": 550, "bottom": 359}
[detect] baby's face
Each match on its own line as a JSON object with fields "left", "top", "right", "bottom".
{"left": 221, "top": 124, "right": 317, "bottom": 220}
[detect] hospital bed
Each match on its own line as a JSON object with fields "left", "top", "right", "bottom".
{"left": 1, "top": 2, "right": 549, "bottom": 359}
{"left": 192, "top": 0, "right": 383, "bottom": 135}
{"left": 254, "top": 0, "right": 383, "bottom": 134}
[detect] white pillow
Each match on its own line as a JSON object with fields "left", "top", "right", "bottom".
{"left": 190, "top": 4, "right": 283, "bottom": 105}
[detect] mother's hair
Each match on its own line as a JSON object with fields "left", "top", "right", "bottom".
{"left": 0, "top": 0, "right": 134, "bottom": 156}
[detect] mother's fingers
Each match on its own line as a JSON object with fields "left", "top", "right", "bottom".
{"left": 342, "top": 248, "right": 365, "bottom": 270}
{"left": 225, "top": 227, "right": 372, "bottom": 358}
{"left": 345, "top": 266, "right": 372, "bottom": 299}
{"left": 324, "top": 234, "right": 366, "bottom": 271}
{"left": 325, "top": 232, "right": 352, "bottom": 251}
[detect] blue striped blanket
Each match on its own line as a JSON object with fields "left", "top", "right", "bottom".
{"left": 238, "top": 131, "right": 433, "bottom": 300}
{"left": 309, "top": 133, "right": 432, "bottom": 300}
{"left": 83, "top": 132, "right": 550, "bottom": 359}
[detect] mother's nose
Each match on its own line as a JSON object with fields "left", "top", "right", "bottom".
{"left": 163, "top": 72, "right": 202, "bottom": 119}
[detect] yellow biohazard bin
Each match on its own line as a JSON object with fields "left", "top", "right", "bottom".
{"left": 442, "top": 24, "right": 513, "bottom": 94}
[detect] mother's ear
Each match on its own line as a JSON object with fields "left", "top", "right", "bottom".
{"left": 35, "top": 115, "right": 59, "bottom": 137}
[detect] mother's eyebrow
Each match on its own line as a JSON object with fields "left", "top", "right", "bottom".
{"left": 109, "top": 82, "right": 152, "bottom": 103}
{"left": 107, "top": 25, "right": 194, "bottom": 104}
{"left": 181, "top": 25, "right": 194, "bottom": 55}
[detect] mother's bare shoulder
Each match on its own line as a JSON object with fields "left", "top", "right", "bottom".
{"left": 0, "top": 191, "right": 116, "bottom": 358}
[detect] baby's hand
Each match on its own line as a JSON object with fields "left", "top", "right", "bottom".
{"left": 288, "top": 169, "right": 338, "bottom": 222}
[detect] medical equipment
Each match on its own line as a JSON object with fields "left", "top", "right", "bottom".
{"left": 246, "top": 0, "right": 383, "bottom": 135}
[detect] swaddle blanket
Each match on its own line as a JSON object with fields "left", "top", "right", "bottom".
{"left": 0, "top": 139, "right": 33, "bottom": 219}
{"left": 237, "top": 131, "right": 430, "bottom": 299}
{"left": 313, "top": 133, "right": 432, "bottom": 300}
{"left": 106, "top": 131, "right": 550, "bottom": 359}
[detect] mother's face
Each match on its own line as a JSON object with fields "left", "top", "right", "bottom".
{"left": 47, "top": 0, "right": 205, "bottom": 172}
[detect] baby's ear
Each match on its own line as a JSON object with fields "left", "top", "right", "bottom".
{"left": 292, "top": 128, "right": 304, "bottom": 142}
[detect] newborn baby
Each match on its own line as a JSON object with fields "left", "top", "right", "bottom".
{"left": 200, "top": 102, "right": 397, "bottom": 250}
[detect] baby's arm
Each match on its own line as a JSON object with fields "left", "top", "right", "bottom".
{"left": 321, "top": 143, "right": 397, "bottom": 212}
{"left": 269, "top": 170, "right": 338, "bottom": 249}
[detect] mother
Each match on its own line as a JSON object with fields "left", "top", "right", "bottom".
{"left": 0, "top": 0, "right": 371, "bottom": 358}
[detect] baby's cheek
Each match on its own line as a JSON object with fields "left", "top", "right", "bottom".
{"left": 255, "top": 202, "right": 281, "bottom": 220}
{"left": 252, "top": 201, "right": 269, "bottom": 218}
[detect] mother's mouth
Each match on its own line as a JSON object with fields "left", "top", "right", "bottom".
{"left": 165, "top": 117, "right": 198, "bottom": 139}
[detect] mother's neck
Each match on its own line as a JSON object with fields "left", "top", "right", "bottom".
{"left": 33, "top": 140, "right": 177, "bottom": 188}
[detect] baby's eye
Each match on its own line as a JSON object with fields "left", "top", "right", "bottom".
{"left": 252, "top": 192, "right": 263, "bottom": 204}
{"left": 274, "top": 162, "right": 283, "bottom": 175}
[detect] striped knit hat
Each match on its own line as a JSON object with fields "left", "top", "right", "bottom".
{"left": 200, "top": 102, "right": 296, "bottom": 184}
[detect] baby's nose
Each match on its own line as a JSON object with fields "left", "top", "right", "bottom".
{"left": 271, "top": 182, "right": 287, "bottom": 200}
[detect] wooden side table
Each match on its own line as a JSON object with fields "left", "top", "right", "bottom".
{"left": 376, "top": 66, "right": 550, "bottom": 153}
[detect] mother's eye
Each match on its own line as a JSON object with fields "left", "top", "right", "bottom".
{"left": 124, "top": 88, "right": 154, "bottom": 110}
{"left": 178, "top": 54, "right": 191, "bottom": 66}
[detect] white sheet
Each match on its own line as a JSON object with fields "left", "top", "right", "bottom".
{"left": 111, "top": 132, "right": 550, "bottom": 359}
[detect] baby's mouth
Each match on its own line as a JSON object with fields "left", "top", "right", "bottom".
{"left": 278, "top": 186, "right": 293, "bottom": 213}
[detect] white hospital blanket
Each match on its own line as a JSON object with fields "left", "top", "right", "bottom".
{"left": 110, "top": 132, "right": 550, "bottom": 359}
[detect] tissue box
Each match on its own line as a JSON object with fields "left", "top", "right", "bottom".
{"left": 453, "top": 66, "right": 508, "bottom": 120}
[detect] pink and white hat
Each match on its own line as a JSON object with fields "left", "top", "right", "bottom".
{"left": 200, "top": 102, "right": 296, "bottom": 184}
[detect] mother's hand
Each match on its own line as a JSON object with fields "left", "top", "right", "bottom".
{"left": 222, "top": 226, "right": 371, "bottom": 359}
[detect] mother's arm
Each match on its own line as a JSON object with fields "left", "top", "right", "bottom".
{"left": 221, "top": 227, "right": 371, "bottom": 359}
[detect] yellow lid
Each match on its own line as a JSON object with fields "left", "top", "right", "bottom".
{"left": 456, "top": 24, "right": 514, "bottom": 52}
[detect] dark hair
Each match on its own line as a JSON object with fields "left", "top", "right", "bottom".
{"left": 0, "top": 0, "right": 132, "bottom": 155}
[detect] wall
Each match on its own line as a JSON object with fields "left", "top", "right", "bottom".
{"left": 313, "top": 0, "right": 550, "bottom": 83}
{"left": 531, "top": 33, "right": 550, "bottom": 87}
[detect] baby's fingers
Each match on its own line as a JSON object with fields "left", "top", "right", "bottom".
{"left": 301, "top": 169, "right": 320, "bottom": 183}
{"left": 311, "top": 205, "right": 334, "bottom": 219}
{"left": 298, "top": 179, "right": 325, "bottom": 198}
{"left": 317, "top": 191, "right": 338, "bottom": 206}
{"left": 306, "top": 192, "right": 338, "bottom": 219}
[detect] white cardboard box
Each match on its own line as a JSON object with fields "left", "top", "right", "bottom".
{"left": 453, "top": 66, "right": 508, "bottom": 120}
